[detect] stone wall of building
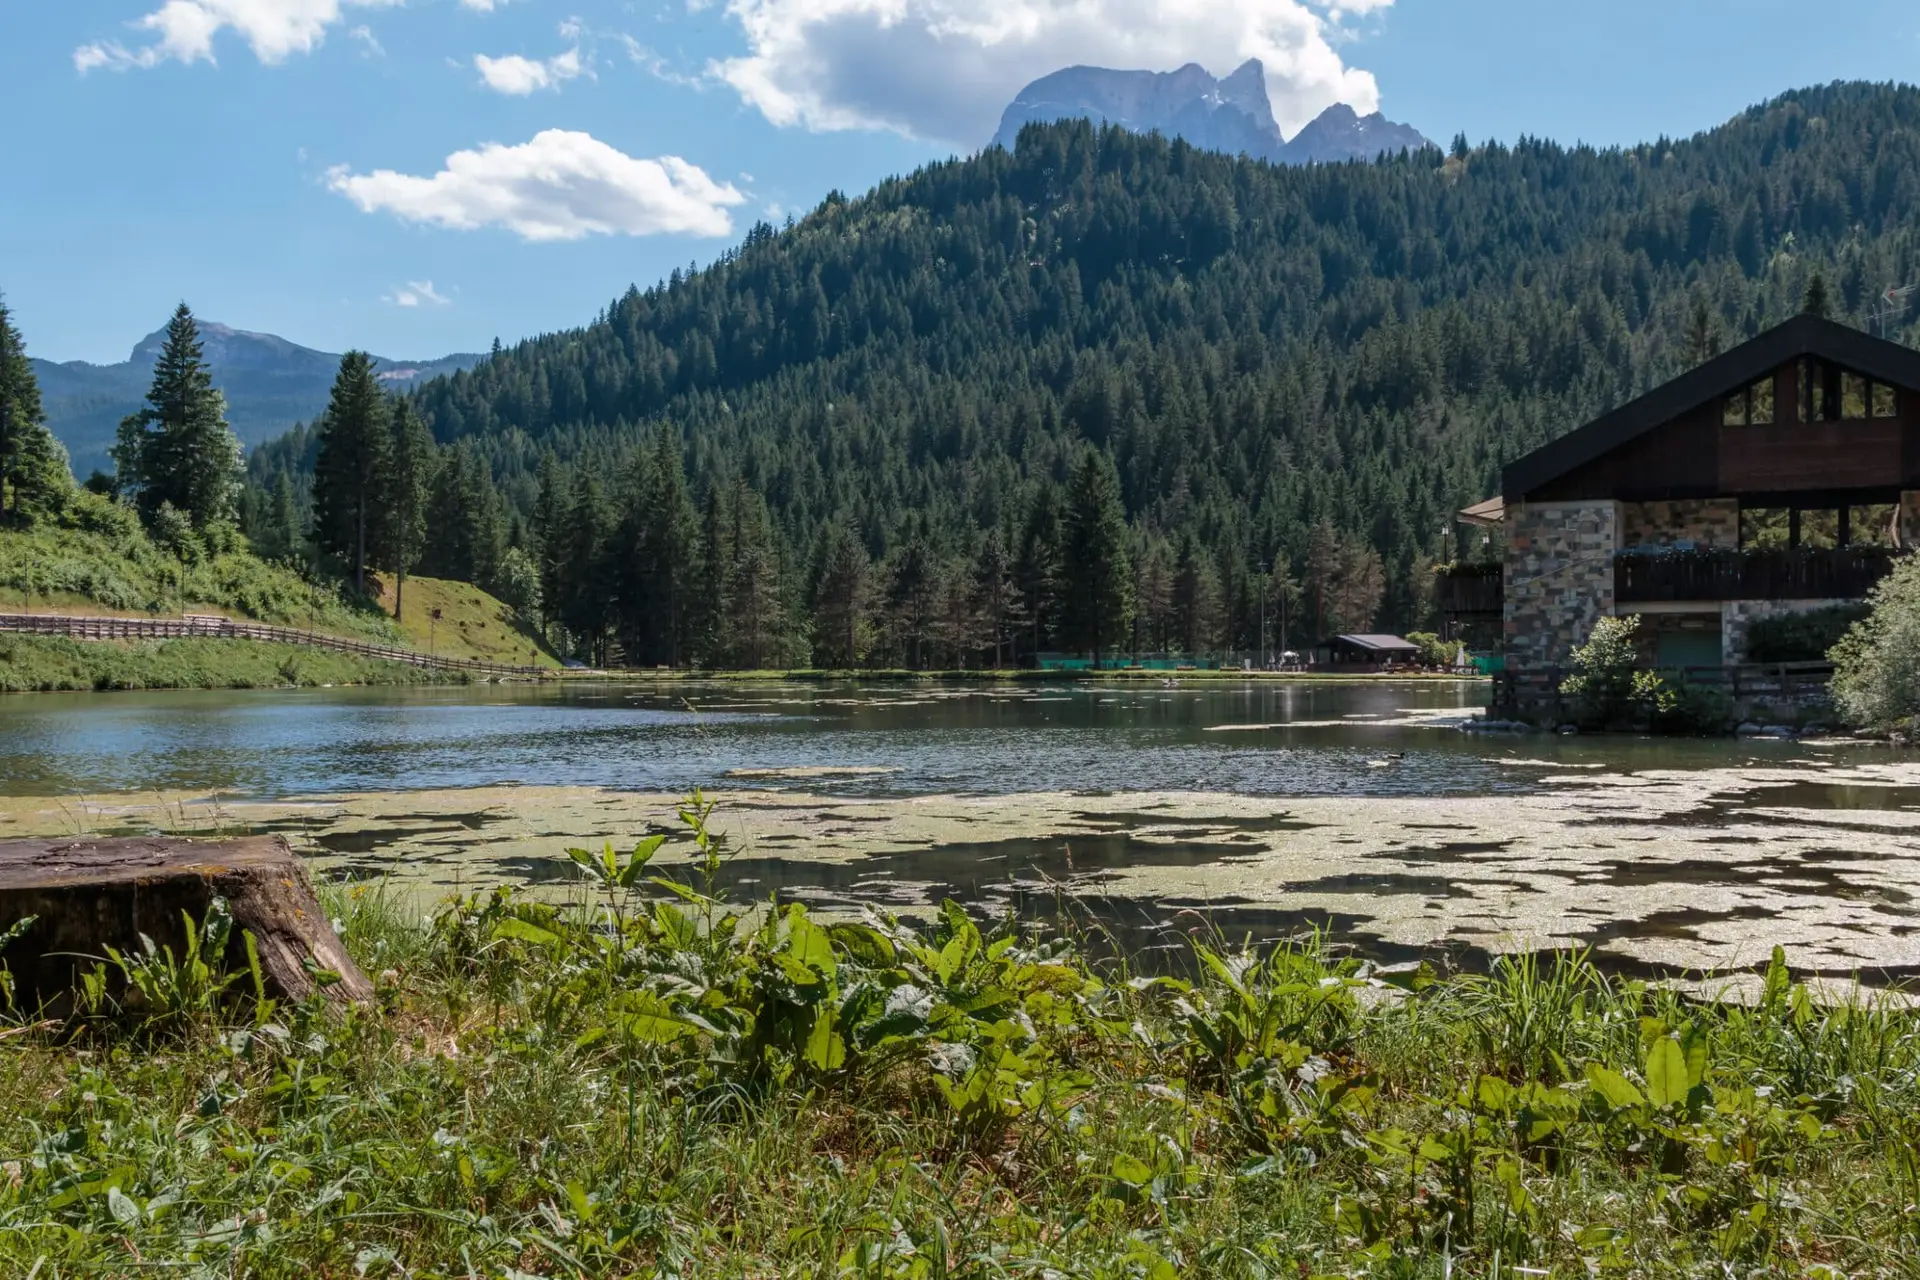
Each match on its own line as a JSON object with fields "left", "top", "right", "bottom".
{"left": 1503, "top": 499, "right": 1619, "bottom": 677}
{"left": 1619, "top": 499, "right": 1740, "bottom": 551}
{"left": 1722, "top": 598, "right": 1861, "bottom": 665}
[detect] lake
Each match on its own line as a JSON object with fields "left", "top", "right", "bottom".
{"left": 2, "top": 679, "right": 1916, "bottom": 986}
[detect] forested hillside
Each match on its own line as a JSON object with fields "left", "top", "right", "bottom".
{"left": 247, "top": 82, "right": 1920, "bottom": 668}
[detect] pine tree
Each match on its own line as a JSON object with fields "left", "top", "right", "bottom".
{"left": 724, "top": 482, "right": 787, "bottom": 669}
{"left": 267, "top": 471, "right": 301, "bottom": 562}
{"left": 811, "top": 520, "right": 871, "bottom": 669}
{"left": 558, "top": 472, "right": 610, "bottom": 663}
{"left": 971, "top": 526, "right": 1021, "bottom": 669}
{"left": 530, "top": 450, "right": 570, "bottom": 641}
{"left": 621, "top": 426, "right": 697, "bottom": 666}
{"left": 1684, "top": 298, "right": 1722, "bottom": 367}
{"left": 378, "top": 396, "right": 436, "bottom": 618}
{"left": 886, "top": 528, "right": 939, "bottom": 669}
{"left": 0, "top": 296, "right": 70, "bottom": 523}
{"left": 690, "top": 485, "right": 732, "bottom": 666}
{"left": 1016, "top": 486, "right": 1061, "bottom": 662}
{"left": 1173, "top": 534, "right": 1222, "bottom": 655}
{"left": 113, "top": 304, "right": 241, "bottom": 532}
{"left": 421, "top": 442, "right": 505, "bottom": 589}
{"left": 311, "top": 352, "right": 391, "bottom": 597}
{"left": 1803, "top": 270, "right": 1834, "bottom": 319}
{"left": 1058, "top": 449, "right": 1133, "bottom": 667}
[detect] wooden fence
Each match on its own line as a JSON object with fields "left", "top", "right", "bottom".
{"left": 0, "top": 613, "right": 550, "bottom": 678}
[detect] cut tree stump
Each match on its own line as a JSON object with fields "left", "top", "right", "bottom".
{"left": 0, "top": 835, "right": 373, "bottom": 1013}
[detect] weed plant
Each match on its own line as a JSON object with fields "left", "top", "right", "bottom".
{"left": 0, "top": 798, "right": 1915, "bottom": 1276}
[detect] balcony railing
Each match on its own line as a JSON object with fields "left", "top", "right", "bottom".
{"left": 1435, "top": 563, "right": 1503, "bottom": 614}
{"left": 1615, "top": 548, "right": 1903, "bottom": 604}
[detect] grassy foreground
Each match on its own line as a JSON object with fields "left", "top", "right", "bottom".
{"left": 0, "top": 634, "right": 461, "bottom": 693}
{"left": 1, "top": 802, "right": 1914, "bottom": 1277}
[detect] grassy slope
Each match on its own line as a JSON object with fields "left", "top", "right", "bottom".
{"left": 0, "top": 500, "right": 398, "bottom": 642}
{"left": 0, "top": 634, "right": 459, "bottom": 693}
{"left": 369, "top": 572, "right": 561, "bottom": 668}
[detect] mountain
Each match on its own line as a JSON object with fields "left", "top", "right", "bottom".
{"left": 990, "top": 59, "right": 1431, "bottom": 164}
{"left": 248, "top": 83, "right": 1920, "bottom": 664}
{"left": 34, "top": 323, "right": 482, "bottom": 477}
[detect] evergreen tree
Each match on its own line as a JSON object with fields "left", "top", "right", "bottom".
{"left": 530, "top": 450, "right": 570, "bottom": 641}
{"left": 557, "top": 472, "right": 610, "bottom": 663}
{"left": 724, "top": 482, "right": 787, "bottom": 669}
{"left": 886, "top": 528, "right": 940, "bottom": 669}
{"left": 618, "top": 427, "right": 697, "bottom": 666}
{"left": 971, "top": 526, "right": 1021, "bottom": 669}
{"left": 1016, "top": 487, "right": 1062, "bottom": 662}
{"left": 1684, "top": 298, "right": 1722, "bottom": 367}
{"left": 690, "top": 485, "right": 732, "bottom": 666}
{"left": 421, "top": 442, "right": 505, "bottom": 589}
{"left": 1173, "top": 534, "right": 1222, "bottom": 655}
{"left": 267, "top": 472, "right": 301, "bottom": 562}
{"left": 1058, "top": 449, "right": 1133, "bottom": 666}
{"left": 378, "top": 397, "right": 436, "bottom": 618}
{"left": 0, "top": 296, "right": 70, "bottom": 523}
{"left": 113, "top": 304, "right": 241, "bottom": 532}
{"left": 311, "top": 352, "right": 391, "bottom": 596}
{"left": 811, "top": 520, "right": 872, "bottom": 669}
{"left": 1803, "top": 270, "right": 1834, "bottom": 319}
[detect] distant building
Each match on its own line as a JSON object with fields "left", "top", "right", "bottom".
{"left": 1317, "top": 634, "right": 1423, "bottom": 668}
{"left": 1441, "top": 315, "right": 1919, "bottom": 712}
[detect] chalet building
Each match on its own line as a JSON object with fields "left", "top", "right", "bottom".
{"left": 1443, "top": 315, "right": 1920, "bottom": 707}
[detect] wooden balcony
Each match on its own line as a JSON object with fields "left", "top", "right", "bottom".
{"left": 1614, "top": 548, "right": 1903, "bottom": 604}
{"left": 1435, "top": 563, "right": 1503, "bottom": 615}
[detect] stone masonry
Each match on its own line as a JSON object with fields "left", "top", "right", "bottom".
{"left": 1504, "top": 500, "right": 1619, "bottom": 676}
{"left": 1619, "top": 499, "right": 1739, "bottom": 552}
{"left": 1722, "top": 598, "right": 1859, "bottom": 665}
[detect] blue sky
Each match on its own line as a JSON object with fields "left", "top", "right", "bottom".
{"left": 4, "top": 0, "right": 1917, "bottom": 365}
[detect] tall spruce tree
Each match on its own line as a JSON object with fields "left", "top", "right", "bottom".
{"left": 0, "top": 296, "right": 70, "bottom": 523}
{"left": 378, "top": 397, "right": 436, "bottom": 618}
{"left": 724, "top": 482, "right": 789, "bottom": 669}
{"left": 420, "top": 441, "right": 505, "bottom": 589}
{"left": 530, "top": 450, "right": 570, "bottom": 642}
{"left": 623, "top": 426, "right": 697, "bottom": 666}
{"left": 311, "top": 352, "right": 391, "bottom": 597}
{"left": 1058, "top": 449, "right": 1133, "bottom": 666}
{"left": 1015, "top": 486, "right": 1062, "bottom": 662}
{"left": 557, "top": 472, "right": 611, "bottom": 663}
{"left": 113, "top": 304, "right": 241, "bottom": 532}
{"left": 971, "top": 526, "right": 1020, "bottom": 669}
{"left": 811, "top": 520, "right": 872, "bottom": 669}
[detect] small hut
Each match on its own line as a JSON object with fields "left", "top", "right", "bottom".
{"left": 1316, "top": 634, "right": 1423, "bottom": 670}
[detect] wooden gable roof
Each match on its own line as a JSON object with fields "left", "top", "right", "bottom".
{"left": 1501, "top": 316, "right": 1920, "bottom": 502}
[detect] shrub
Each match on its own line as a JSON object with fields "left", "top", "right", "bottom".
{"left": 1744, "top": 603, "right": 1871, "bottom": 663}
{"left": 1559, "top": 614, "right": 1644, "bottom": 726}
{"left": 1831, "top": 555, "right": 1920, "bottom": 729}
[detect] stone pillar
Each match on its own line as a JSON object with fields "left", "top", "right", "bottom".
{"left": 1504, "top": 500, "right": 1621, "bottom": 695}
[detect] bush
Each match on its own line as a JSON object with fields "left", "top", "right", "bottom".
{"left": 1831, "top": 556, "right": 1920, "bottom": 729}
{"left": 1745, "top": 603, "right": 1871, "bottom": 663}
{"left": 1559, "top": 614, "right": 1643, "bottom": 727}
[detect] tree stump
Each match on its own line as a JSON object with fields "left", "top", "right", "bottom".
{"left": 0, "top": 835, "right": 373, "bottom": 1014}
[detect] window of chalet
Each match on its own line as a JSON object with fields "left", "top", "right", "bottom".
{"left": 1800, "top": 509, "right": 1842, "bottom": 550}
{"left": 1853, "top": 503, "right": 1901, "bottom": 548}
{"left": 1842, "top": 372, "right": 1869, "bottom": 419}
{"left": 1740, "top": 507, "right": 1792, "bottom": 549}
{"left": 1723, "top": 376, "right": 1777, "bottom": 425}
{"left": 1797, "top": 360, "right": 1899, "bottom": 422}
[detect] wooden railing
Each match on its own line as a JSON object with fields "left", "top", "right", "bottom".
{"left": 0, "top": 613, "right": 549, "bottom": 677}
{"left": 1615, "top": 548, "right": 1902, "bottom": 604}
{"left": 1435, "top": 564, "right": 1503, "bottom": 615}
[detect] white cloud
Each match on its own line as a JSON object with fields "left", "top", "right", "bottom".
{"left": 348, "top": 25, "right": 384, "bottom": 57}
{"left": 75, "top": 0, "right": 399, "bottom": 72}
{"left": 475, "top": 45, "right": 584, "bottom": 94}
{"left": 711, "top": 0, "right": 1392, "bottom": 146}
{"left": 327, "top": 130, "right": 747, "bottom": 241}
{"left": 389, "top": 281, "right": 451, "bottom": 308}
{"left": 461, "top": 0, "right": 511, "bottom": 9}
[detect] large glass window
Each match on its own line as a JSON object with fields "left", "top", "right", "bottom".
{"left": 1750, "top": 375, "right": 1775, "bottom": 424}
{"left": 1740, "top": 506, "right": 1792, "bottom": 549}
{"left": 1852, "top": 503, "right": 1900, "bottom": 548}
{"left": 1799, "top": 509, "right": 1841, "bottom": 549}
{"left": 1842, "top": 372, "right": 1869, "bottom": 419}
{"left": 1873, "top": 382, "right": 1899, "bottom": 418}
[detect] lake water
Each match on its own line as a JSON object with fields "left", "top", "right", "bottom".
{"left": 3, "top": 680, "right": 1916, "bottom": 985}
{"left": 0, "top": 678, "right": 1873, "bottom": 800}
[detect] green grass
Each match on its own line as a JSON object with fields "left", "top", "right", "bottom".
{"left": 0, "top": 492, "right": 400, "bottom": 642}
{"left": 370, "top": 572, "right": 562, "bottom": 669}
{"left": 0, "top": 634, "right": 463, "bottom": 693}
{"left": 0, "top": 802, "right": 1913, "bottom": 1277}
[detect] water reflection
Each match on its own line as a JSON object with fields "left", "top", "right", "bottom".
{"left": 0, "top": 679, "right": 1885, "bottom": 801}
